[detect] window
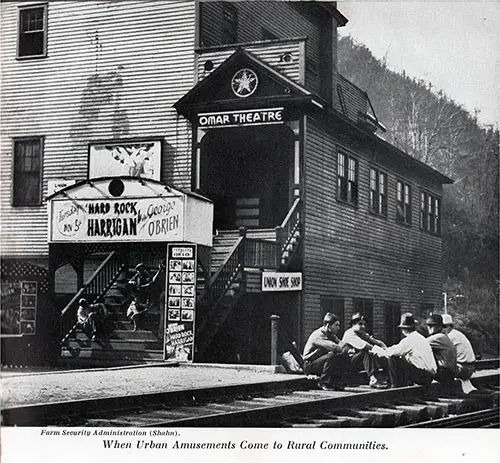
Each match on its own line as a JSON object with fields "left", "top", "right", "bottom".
{"left": 222, "top": 2, "right": 238, "bottom": 45}
{"left": 396, "top": 181, "right": 412, "bottom": 224}
{"left": 384, "top": 302, "right": 401, "bottom": 346}
{"left": 420, "top": 191, "right": 441, "bottom": 234}
{"left": 12, "top": 138, "right": 43, "bottom": 206}
{"left": 337, "top": 153, "right": 358, "bottom": 206}
{"left": 369, "top": 168, "right": 387, "bottom": 215}
{"left": 18, "top": 4, "right": 47, "bottom": 58}
{"left": 320, "top": 296, "right": 345, "bottom": 328}
{"left": 352, "top": 298, "right": 374, "bottom": 334}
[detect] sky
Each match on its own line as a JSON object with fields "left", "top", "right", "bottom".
{"left": 337, "top": 0, "right": 499, "bottom": 127}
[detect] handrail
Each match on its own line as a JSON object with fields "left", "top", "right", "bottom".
{"left": 60, "top": 251, "right": 117, "bottom": 317}
{"left": 209, "top": 237, "right": 244, "bottom": 286}
{"left": 60, "top": 250, "right": 127, "bottom": 346}
{"left": 244, "top": 238, "right": 279, "bottom": 269}
{"left": 280, "top": 197, "right": 301, "bottom": 229}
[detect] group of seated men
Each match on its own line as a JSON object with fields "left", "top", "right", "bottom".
{"left": 303, "top": 311, "right": 476, "bottom": 392}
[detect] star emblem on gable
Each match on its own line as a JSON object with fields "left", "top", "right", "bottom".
{"left": 231, "top": 68, "right": 258, "bottom": 98}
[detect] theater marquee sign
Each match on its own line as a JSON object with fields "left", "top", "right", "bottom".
{"left": 198, "top": 107, "right": 284, "bottom": 129}
{"left": 50, "top": 196, "right": 184, "bottom": 243}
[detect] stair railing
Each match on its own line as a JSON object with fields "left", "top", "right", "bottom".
{"left": 276, "top": 197, "right": 302, "bottom": 263}
{"left": 244, "top": 238, "right": 280, "bottom": 269}
{"left": 60, "top": 250, "right": 127, "bottom": 346}
{"left": 197, "top": 236, "right": 245, "bottom": 315}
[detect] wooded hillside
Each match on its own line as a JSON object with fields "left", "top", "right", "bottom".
{"left": 338, "top": 35, "right": 499, "bottom": 356}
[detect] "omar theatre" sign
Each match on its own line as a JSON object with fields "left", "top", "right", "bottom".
{"left": 198, "top": 107, "right": 284, "bottom": 129}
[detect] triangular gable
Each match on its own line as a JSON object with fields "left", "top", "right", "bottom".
{"left": 174, "top": 48, "right": 324, "bottom": 118}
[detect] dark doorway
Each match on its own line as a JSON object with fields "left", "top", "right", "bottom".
{"left": 199, "top": 125, "right": 294, "bottom": 230}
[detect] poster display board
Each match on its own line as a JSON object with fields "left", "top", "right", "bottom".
{"left": 1, "top": 281, "right": 37, "bottom": 335}
{"left": 164, "top": 244, "right": 197, "bottom": 362}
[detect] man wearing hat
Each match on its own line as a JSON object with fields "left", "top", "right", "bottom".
{"left": 441, "top": 314, "right": 476, "bottom": 380}
{"left": 302, "top": 313, "right": 351, "bottom": 391}
{"left": 375, "top": 313, "right": 437, "bottom": 387}
{"left": 341, "top": 313, "right": 388, "bottom": 389}
{"left": 425, "top": 314, "right": 457, "bottom": 384}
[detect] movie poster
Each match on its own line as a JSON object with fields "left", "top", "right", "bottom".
{"left": 164, "top": 244, "right": 197, "bottom": 362}
{"left": 1, "top": 280, "right": 37, "bottom": 335}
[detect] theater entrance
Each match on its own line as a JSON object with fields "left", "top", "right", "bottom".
{"left": 199, "top": 125, "right": 294, "bottom": 230}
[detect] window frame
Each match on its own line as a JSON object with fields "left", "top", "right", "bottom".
{"left": 369, "top": 166, "right": 388, "bottom": 216}
{"left": 11, "top": 137, "right": 44, "bottom": 207}
{"left": 17, "top": 3, "right": 48, "bottom": 59}
{"left": 420, "top": 190, "right": 441, "bottom": 235}
{"left": 396, "top": 180, "right": 412, "bottom": 225}
{"left": 352, "top": 298, "right": 374, "bottom": 335}
{"left": 337, "top": 152, "right": 359, "bottom": 207}
{"left": 320, "top": 295, "right": 345, "bottom": 330}
{"left": 221, "top": 2, "right": 238, "bottom": 45}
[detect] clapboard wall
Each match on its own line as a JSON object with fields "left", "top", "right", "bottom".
{"left": 0, "top": 1, "right": 196, "bottom": 260}
{"left": 199, "top": 1, "right": 335, "bottom": 98}
{"left": 302, "top": 115, "right": 444, "bottom": 340}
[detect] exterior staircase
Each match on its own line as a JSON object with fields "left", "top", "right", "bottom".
{"left": 195, "top": 198, "right": 302, "bottom": 361}
{"left": 60, "top": 259, "right": 165, "bottom": 368}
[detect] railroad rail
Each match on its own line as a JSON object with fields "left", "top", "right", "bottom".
{"left": 2, "top": 366, "right": 498, "bottom": 428}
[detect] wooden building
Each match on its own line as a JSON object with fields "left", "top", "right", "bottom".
{"left": 0, "top": 1, "right": 452, "bottom": 365}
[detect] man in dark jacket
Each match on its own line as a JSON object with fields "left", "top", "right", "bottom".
{"left": 425, "top": 314, "right": 458, "bottom": 384}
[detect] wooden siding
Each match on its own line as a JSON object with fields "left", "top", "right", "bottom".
{"left": 334, "top": 74, "right": 368, "bottom": 122}
{"left": 0, "top": 1, "right": 196, "bottom": 259}
{"left": 302, "top": 116, "right": 444, "bottom": 341}
{"left": 199, "top": 1, "right": 324, "bottom": 95}
{"left": 197, "top": 39, "right": 304, "bottom": 85}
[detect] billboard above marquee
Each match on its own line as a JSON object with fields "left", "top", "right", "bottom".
{"left": 88, "top": 140, "right": 161, "bottom": 181}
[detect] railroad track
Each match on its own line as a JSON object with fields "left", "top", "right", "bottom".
{"left": 403, "top": 407, "right": 500, "bottom": 428}
{"left": 2, "top": 368, "right": 498, "bottom": 428}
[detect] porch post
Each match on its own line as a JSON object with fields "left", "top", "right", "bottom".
{"left": 270, "top": 315, "right": 280, "bottom": 365}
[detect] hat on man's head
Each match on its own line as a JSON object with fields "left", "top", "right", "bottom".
{"left": 442, "top": 314, "right": 453, "bottom": 325}
{"left": 425, "top": 314, "right": 444, "bottom": 327}
{"left": 350, "top": 312, "right": 366, "bottom": 325}
{"left": 78, "top": 298, "right": 88, "bottom": 305}
{"left": 135, "top": 263, "right": 146, "bottom": 271}
{"left": 323, "top": 312, "right": 340, "bottom": 325}
{"left": 398, "top": 313, "right": 416, "bottom": 329}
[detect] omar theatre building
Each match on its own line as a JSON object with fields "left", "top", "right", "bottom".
{"left": 0, "top": 1, "right": 451, "bottom": 365}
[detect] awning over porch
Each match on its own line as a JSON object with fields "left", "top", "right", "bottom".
{"left": 47, "top": 177, "right": 213, "bottom": 246}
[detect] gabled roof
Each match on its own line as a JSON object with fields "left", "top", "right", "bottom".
{"left": 174, "top": 48, "right": 326, "bottom": 117}
{"left": 46, "top": 177, "right": 212, "bottom": 202}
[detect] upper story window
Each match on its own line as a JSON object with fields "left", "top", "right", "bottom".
{"left": 396, "top": 181, "right": 412, "bottom": 225}
{"left": 369, "top": 167, "right": 387, "bottom": 216}
{"left": 420, "top": 191, "right": 441, "bottom": 235}
{"left": 12, "top": 137, "right": 43, "bottom": 207}
{"left": 18, "top": 4, "right": 47, "bottom": 58}
{"left": 337, "top": 153, "right": 358, "bottom": 206}
{"left": 222, "top": 2, "right": 238, "bottom": 45}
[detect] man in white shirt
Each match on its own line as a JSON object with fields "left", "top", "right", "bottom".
{"left": 442, "top": 314, "right": 476, "bottom": 380}
{"left": 342, "top": 313, "right": 388, "bottom": 389}
{"left": 375, "top": 313, "right": 437, "bottom": 388}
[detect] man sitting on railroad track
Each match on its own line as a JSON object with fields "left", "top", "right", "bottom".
{"left": 342, "top": 313, "right": 388, "bottom": 389}
{"left": 425, "top": 314, "right": 458, "bottom": 385}
{"left": 373, "top": 313, "right": 437, "bottom": 388}
{"left": 302, "top": 312, "right": 352, "bottom": 391}
{"left": 442, "top": 314, "right": 476, "bottom": 380}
